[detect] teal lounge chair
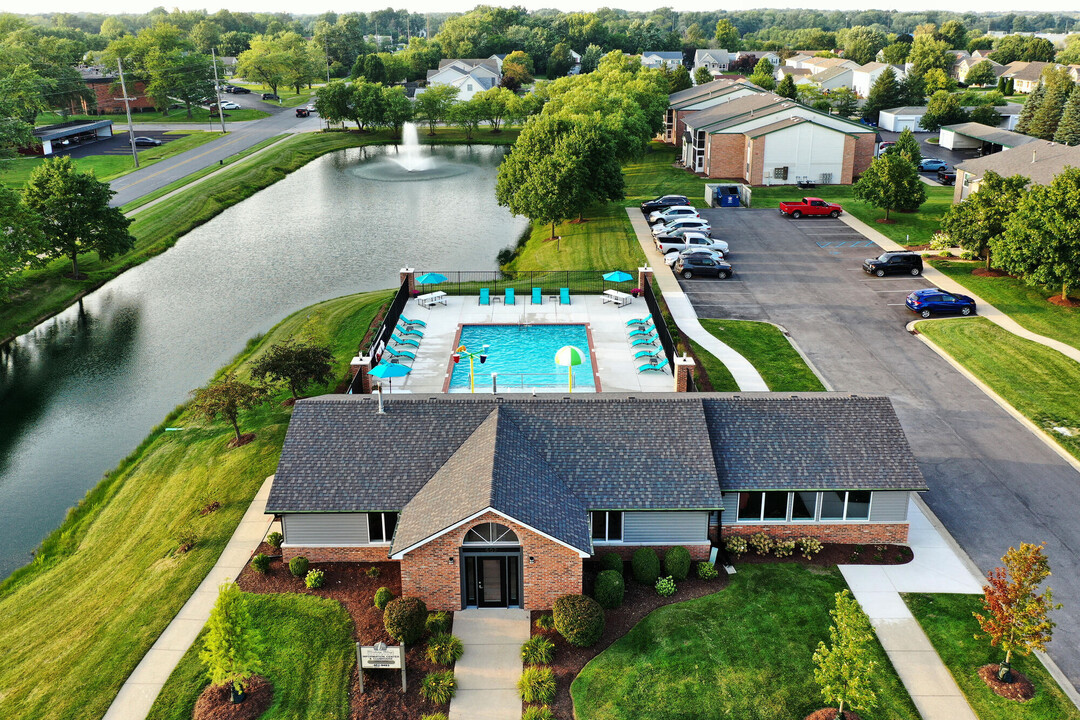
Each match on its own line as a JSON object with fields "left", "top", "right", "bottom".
{"left": 383, "top": 346, "right": 416, "bottom": 361}
{"left": 506, "top": 287, "right": 515, "bottom": 305}
{"left": 626, "top": 313, "right": 652, "bottom": 327}
{"left": 630, "top": 334, "right": 657, "bottom": 348}
{"left": 531, "top": 287, "right": 542, "bottom": 305}
{"left": 634, "top": 348, "right": 662, "bottom": 360}
{"left": 639, "top": 358, "right": 670, "bottom": 373}
{"left": 396, "top": 322, "right": 423, "bottom": 338}
{"left": 399, "top": 316, "right": 426, "bottom": 328}
{"left": 391, "top": 332, "right": 420, "bottom": 348}
{"left": 479, "top": 288, "right": 490, "bottom": 305}
{"left": 560, "top": 287, "right": 571, "bottom": 305}
{"left": 628, "top": 326, "right": 655, "bottom": 338}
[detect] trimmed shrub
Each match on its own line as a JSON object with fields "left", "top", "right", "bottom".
{"left": 797, "top": 537, "right": 823, "bottom": 559}
{"left": 374, "top": 586, "right": 394, "bottom": 610}
{"left": 426, "top": 610, "right": 451, "bottom": 635}
{"left": 696, "top": 561, "right": 719, "bottom": 580}
{"left": 304, "top": 569, "right": 325, "bottom": 588}
{"left": 522, "top": 706, "right": 555, "bottom": 720}
{"left": 748, "top": 532, "right": 773, "bottom": 555}
{"left": 420, "top": 670, "right": 457, "bottom": 704}
{"left": 427, "top": 633, "right": 464, "bottom": 665}
{"left": 521, "top": 634, "right": 555, "bottom": 665}
{"left": 534, "top": 613, "right": 556, "bottom": 631}
{"left": 599, "top": 552, "right": 623, "bottom": 575}
{"left": 517, "top": 666, "right": 556, "bottom": 704}
{"left": 593, "top": 569, "right": 625, "bottom": 610}
{"left": 664, "top": 546, "right": 691, "bottom": 581}
{"left": 631, "top": 547, "right": 661, "bottom": 585}
{"left": 365, "top": 566, "right": 381, "bottom": 578}
{"left": 266, "top": 531, "right": 283, "bottom": 549}
{"left": 774, "top": 539, "right": 796, "bottom": 558}
{"left": 288, "top": 555, "right": 309, "bottom": 577}
{"left": 552, "top": 594, "right": 605, "bottom": 648}
{"left": 655, "top": 576, "right": 676, "bottom": 597}
{"left": 384, "top": 597, "right": 428, "bottom": 645}
{"left": 724, "top": 536, "right": 748, "bottom": 557}
{"left": 421, "top": 714, "right": 449, "bottom": 720}
{"left": 249, "top": 553, "right": 270, "bottom": 574}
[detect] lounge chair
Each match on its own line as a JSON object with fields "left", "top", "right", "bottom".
{"left": 630, "top": 334, "right": 658, "bottom": 348}
{"left": 560, "top": 287, "right": 571, "bottom": 305}
{"left": 395, "top": 322, "right": 423, "bottom": 338}
{"left": 479, "top": 288, "right": 490, "bottom": 305}
{"left": 639, "top": 358, "right": 670, "bottom": 373}
{"left": 391, "top": 332, "right": 420, "bottom": 348}
{"left": 383, "top": 346, "right": 416, "bottom": 361}
{"left": 532, "top": 287, "right": 542, "bottom": 305}
{"left": 506, "top": 287, "right": 515, "bottom": 305}
{"left": 634, "top": 348, "right": 662, "bottom": 360}
{"left": 626, "top": 313, "right": 652, "bottom": 327}
{"left": 399, "top": 316, "right": 426, "bottom": 328}
{"left": 627, "top": 326, "right": 655, "bottom": 338}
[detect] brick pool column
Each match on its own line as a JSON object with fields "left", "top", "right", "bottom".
{"left": 637, "top": 266, "right": 653, "bottom": 292}
{"left": 350, "top": 356, "right": 374, "bottom": 393}
{"left": 674, "top": 356, "right": 696, "bottom": 392}
{"left": 400, "top": 267, "right": 416, "bottom": 295}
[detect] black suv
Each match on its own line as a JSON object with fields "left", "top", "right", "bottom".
{"left": 937, "top": 167, "right": 956, "bottom": 185}
{"left": 641, "top": 194, "right": 689, "bottom": 214}
{"left": 863, "top": 251, "right": 923, "bottom": 277}
{"left": 674, "top": 254, "right": 732, "bottom": 279}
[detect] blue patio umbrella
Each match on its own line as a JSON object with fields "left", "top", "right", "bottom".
{"left": 369, "top": 361, "right": 411, "bottom": 395}
{"left": 602, "top": 270, "right": 633, "bottom": 283}
{"left": 416, "top": 272, "right": 448, "bottom": 286}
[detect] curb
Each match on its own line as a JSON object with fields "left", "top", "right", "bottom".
{"left": 768, "top": 322, "right": 834, "bottom": 391}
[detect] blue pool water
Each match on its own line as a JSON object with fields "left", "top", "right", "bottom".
{"left": 449, "top": 324, "right": 596, "bottom": 392}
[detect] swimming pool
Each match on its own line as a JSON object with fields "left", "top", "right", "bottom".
{"left": 448, "top": 324, "right": 597, "bottom": 392}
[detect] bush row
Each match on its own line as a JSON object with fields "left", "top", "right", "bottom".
{"left": 725, "top": 534, "right": 823, "bottom": 560}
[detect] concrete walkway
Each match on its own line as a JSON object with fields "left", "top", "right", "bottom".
{"left": 841, "top": 213, "right": 1080, "bottom": 366}
{"left": 625, "top": 209, "right": 768, "bottom": 391}
{"left": 102, "top": 476, "right": 277, "bottom": 720}
{"left": 449, "top": 609, "right": 530, "bottom": 720}
{"left": 840, "top": 497, "right": 983, "bottom": 720}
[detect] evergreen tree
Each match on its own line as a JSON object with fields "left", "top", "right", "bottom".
{"left": 853, "top": 152, "right": 927, "bottom": 221}
{"left": 862, "top": 66, "right": 902, "bottom": 123}
{"left": 1054, "top": 86, "right": 1080, "bottom": 146}
{"left": 669, "top": 64, "right": 692, "bottom": 93}
{"left": 813, "top": 590, "right": 878, "bottom": 720}
{"left": 1005, "top": 78, "right": 1015, "bottom": 95}
{"left": 996, "top": 75, "right": 1007, "bottom": 93}
{"left": 776, "top": 73, "right": 798, "bottom": 99}
{"left": 893, "top": 127, "right": 922, "bottom": 166}
{"left": 830, "top": 87, "right": 859, "bottom": 118}
{"left": 1014, "top": 82, "right": 1045, "bottom": 135}
{"left": 1028, "top": 75, "right": 1071, "bottom": 140}
{"left": 200, "top": 582, "right": 265, "bottom": 699}
{"left": 899, "top": 72, "right": 926, "bottom": 106}
{"left": 693, "top": 66, "right": 713, "bottom": 86}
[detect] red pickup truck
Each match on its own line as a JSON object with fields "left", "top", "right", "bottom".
{"left": 778, "top": 197, "right": 843, "bottom": 219}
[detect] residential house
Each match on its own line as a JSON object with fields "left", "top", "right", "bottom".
{"left": 792, "top": 56, "right": 858, "bottom": 74}
{"left": 72, "top": 65, "right": 156, "bottom": 115}
{"left": 424, "top": 58, "right": 500, "bottom": 100}
{"left": 851, "top": 62, "right": 906, "bottom": 98}
{"left": 953, "top": 139, "right": 1080, "bottom": 202}
{"left": 694, "top": 49, "right": 730, "bottom": 76}
{"left": 809, "top": 64, "right": 854, "bottom": 92}
{"left": 663, "top": 78, "right": 765, "bottom": 144}
{"left": 733, "top": 50, "right": 780, "bottom": 67}
{"left": 641, "top": 51, "right": 684, "bottom": 70}
{"left": 774, "top": 66, "right": 814, "bottom": 87}
{"left": 784, "top": 54, "right": 813, "bottom": 68}
{"left": 265, "top": 393, "right": 926, "bottom": 611}
{"left": 1000, "top": 60, "right": 1052, "bottom": 93}
{"left": 679, "top": 92, "right": 876, "bottom": 183}
{"left": 956, "top": 56, "right": 1004, "bottom": 85}
{"left": 569, "top": 49, "right": 582, "bottom": 75}
{"left": 488, "top": 54, "right": 506, "bottom": 72}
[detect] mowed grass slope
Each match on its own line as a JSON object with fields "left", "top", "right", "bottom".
{"left": 0, "top": 290, "right": 390, "bottom": 720}
{"left": 572, "top": 564, "right": 919, "bottom": 720}
{"left": 692, "top": 319, "right": 825, "bottom": 392}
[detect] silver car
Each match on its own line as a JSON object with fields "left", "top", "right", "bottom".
{"left": 652, "top": 218, "right": 712, "bottom": 236}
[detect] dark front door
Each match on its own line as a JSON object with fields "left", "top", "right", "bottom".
{"left": 479, "top": 557, "right": 506, "bottom": 608}
{"left": 462, "top": 552, "right": 521, "bottom": 608}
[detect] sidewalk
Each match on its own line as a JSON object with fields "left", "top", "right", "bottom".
{"left": 841, "top": 213, "right": 1080, "bottom": 366}
{"left": 102, "top": 476, "right": 276, "bottom": 720}
{"left": 449, "top": 609, "right": 530, "bottom": 720}
{"left": 625, "top": 209, "right": 768, "bottom": 391}
{"left": 841, "top": 497, "right": 983, "bottom": 720}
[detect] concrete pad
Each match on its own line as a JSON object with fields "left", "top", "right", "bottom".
{"left": 837, "top": 565, "right": 893, "bottom": 592}
{"left": 453, "top": 609, "right": 531, "bottom": 643}
{"left": 449, "top": 609, "right": 529, "bottom": 720}
{"left": 890, "top": 650, "right": 967, "bottom": 696}
{"left": 449, "top": 689, "right": 521, "bottom": 720}
{"left": 910, "top": 694, "right": 980, "bottom": 720}
{"left": 871, "top": 618, "right": 937, "bottom": 653}
{"left": 454, "top": 644, "right": 526, "bottom": 689}
{"left": 847, "top": 589, "right": 913, "bottom": 620}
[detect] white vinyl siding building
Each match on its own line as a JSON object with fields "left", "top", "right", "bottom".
{"left": 590, "top": 510, "right": 710, "bottom": 545}
{"left": 758, "top": 121, "right": 846, "bottom": 186}
{"left": 281, "top": 512, "right": 398, "bottom": 547}
{"left": 721, "top": 490, "right": 909, "bottom": 524}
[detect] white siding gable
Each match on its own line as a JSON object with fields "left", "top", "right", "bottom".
{"left": 761, "top": 122, "right": 846, "bottom": 186}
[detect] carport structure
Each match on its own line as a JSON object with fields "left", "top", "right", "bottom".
{"left": 32, "top": 120, "right": 113, "bottom": 156}
{"left": 938, "top": 122, "right": 1033, "bottom": 154}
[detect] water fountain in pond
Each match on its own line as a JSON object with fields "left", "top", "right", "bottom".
{"left": 351, "top": 121, "right": 471, "bottom": 182}
{"left": 392, "top": 122, "right": 434, "bottom": 172}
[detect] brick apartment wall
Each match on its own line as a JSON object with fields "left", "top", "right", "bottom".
{"left": 851, "top": 133, "right": 876, "bottom": 179}
{"left": 706, "top": 133, "right": 748, "bottom": 180}
{"left": 77, "top": 79, "right": 156, "bottom": 115}
{"left": 283, "top": 545, "right": 391, "bottom": 563}
{"left": 748, "top": 137, "right": 766, "bottom": 185}
{"left": 398, "top": 510, "right": 584, "bottom": 611}
{"left": 722, "top": 523, "right": 909, "bottom": 544}
{"left": 592, "top": 544, "right": 712, "bottom": 562}
{"left": 841, "top": 135, "right": 856, "bottom": 184}
{"left": 674, "top": 110, "right": 696, "bottom": 144}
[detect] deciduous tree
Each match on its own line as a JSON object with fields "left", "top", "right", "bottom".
{"left": 448, "top": 97, "right": 484, "bottom": 140}
{"left": 381, "top": 85, "right": 414, "bottom": 137}
{"left": 974, "top": 542, "right": 1060, "bottom": 683}
{"left": 237, "top": 33, "right": 287, "bottom": 96}
{"left": 714, "top": 19, "right": 740, "bottom": 51}
{"left": 908, "top": 34, "right": 951, "bottom": 78}
{"left": 853, "top": 151, "right": 926, "bottom": 221}
{"left": 880, "top": 42, "right": 910, "bottom": 65}
{"left": 923, "top": 67, "right": 955, "bottom": 95}
{"left": 361, "top": 54, "right": 387, "bottom": 84}
{"left": 941, "top": 170, "right": 1028, "bottom": 269}
{"left": 693, "top": 66, "right": 713, "bottom": 86}
{"left": 200, "top": 582, "right": 265, "bottom": 699}
{"left": 474, "top": 86, "right": 515, "bottom": 132}
{"left": 249, "top": 339, "right": 334, "bottom": 400}
{"left": 839, "top": 25, "right": 887, "bottom": 66}
{"left": 920, "top": 90, "right": 967, "bottom": 131}
{"left": 547, "top": 42, "right": 573, "bottom": 78}
{"left": 813, "top": 590, "right": 878, "bottom": 720}
{"left": 190, "top": 375, "right": 266, "bottom": 444}
{"left": 964, "top": 60, "right": 997, "bottom": 87}
{"left": 0, "top": 186, "right": 45, "bottom": 302}
{"left": 580, "top": 44, "right": 603, "bottom": 74}
{"left": 350, "top": 80, "right": 386, "bottom": 131}
{"left": 313, "top": 79, "right": 351, "bottom": 126}
{"left": 830, "top": 87, "right": 859, "bottom": 118}
{"left": 415, "top": 84, "right": 459, "bottom": 135}
{"left": 970, "top": 104, "right": 1003, "bottom": 127}
{"left": 669, "top": 65, "right": 692, "bottom": 93}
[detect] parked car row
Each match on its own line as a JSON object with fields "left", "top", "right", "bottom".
{"left": 640, "top": 195, "right": 734, "bottom": 281}
{"left": 222, "top": 85, "right": 251, "bottom": 94}
{"left": 862, "top": 251, "right": 977, "bottom": 317}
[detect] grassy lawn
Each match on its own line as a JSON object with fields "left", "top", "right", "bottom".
{"left": 0, "top": 131, "right": 219, "bottom": 189}
{"left": 905, "top": 593, "right": 1080, "bottom": 720}
{"left": 691, "top": 319, "right": 825, "bottom": 392}
{"left": 0, "top": 289, "right": 390, "bottom": 720}
{"left": 0, "top": 128, "right": 513, "bottom": 345}
{"left": 232, "top": 81, "right": 316, "bottom": 108}
{"left": 747, "top": 184, "right": 955, "bottom": 248}
{"left": 146, "top": 593, "right": 355, "bottom": 720}
{"left": 572, "top": 564, "right": 919, "bottom": 720}
{"left": 916, "top": 317, "right": 1080, "bottom": 461}
{"left": 35, "top": 108, "right": 270, "bottom": 125}
{"left": 929, "top": 259, "right": 1080, "bottom": 352}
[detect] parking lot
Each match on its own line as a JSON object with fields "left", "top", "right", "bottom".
{"left": 49, "top": 129, "right": 178, "bottom": 159}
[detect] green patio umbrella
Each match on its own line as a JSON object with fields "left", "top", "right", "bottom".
{"left": 554, "top": 345, "right": 586, "bottom": 393}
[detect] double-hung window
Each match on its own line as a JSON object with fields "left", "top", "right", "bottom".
{"left": 591, "top": 511, "right": 623, "bottom": 542}
{"left": 367, "top": 512, "right": 398, "bottom": 543}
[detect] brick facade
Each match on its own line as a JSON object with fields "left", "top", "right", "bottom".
{"left": 851, "top": 132, "right": 876, "bottom": 179}
{"left": 723, "top": 522, "right": 909, "bottom": 544}
{"left": 77, "top": 78, "right": 157, "bottom": 115}
{"left": 748, "top": 137, "right": 766, "bottom": 185}
{"left": 706, "top": 133, "right": 748, "bottom": 180}
{"left": 592, "top": 544, "right": 713, "bottom": 562}
{"left": 398, "top": 510, "right": 584, "bottom": 611}
{"left": 283, "top": 544, "right": 391, "bottom": 563}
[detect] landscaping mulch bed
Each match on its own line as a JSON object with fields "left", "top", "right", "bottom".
{"left": 227, "top": 433, "right": 256, "bottom": 449}
{"left": 193, "top": 676, "right": 273, "bottom": 720}
{"left": 732, "top": 543, "right": 913, "bottom": 566}
{"left": 804, "top": 708, "right": 864, "bottom": 720}
{"left": 236, "top": 560, "right": 450, "bottom": 720}
{"left": 979, "top": 664, "right": 1036, "bottom": 701}
{"left": 532, "top": 571, "right": 731, "bottom": 720}
{"left": 1048, "top": 296, "right": 1080, "bottom": 308}
{"left": 971, "top": 268, "right": 1011, "bottom": 278}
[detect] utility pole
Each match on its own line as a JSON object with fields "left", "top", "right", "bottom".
{"left": 116, "top": 59, "right": 138, "bottom": 168}
{"left": 325, "top": 48, "right": 331, "bottom": 82}
{"left": 211, "top": 47, "right": 226, "bottom": 135}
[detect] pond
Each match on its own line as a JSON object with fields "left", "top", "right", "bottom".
{"left": 0, "top": 144, "right": 527, "bottom": 578}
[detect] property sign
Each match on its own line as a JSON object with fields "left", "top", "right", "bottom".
{"left": 356, "top": 642, "right": 407, "bottom": 693}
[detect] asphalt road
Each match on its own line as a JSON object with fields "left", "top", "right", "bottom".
{"left": 684, "top": 208, "right": 1080, "bottom": 686}
{"left": 107, "top": 96, "right": 323, "bottom": 207}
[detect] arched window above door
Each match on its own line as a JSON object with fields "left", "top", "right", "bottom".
{"left": 463, "top": 522, "right": 519, "bottom": 545}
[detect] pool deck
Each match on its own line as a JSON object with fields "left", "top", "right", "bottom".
{"left": 383, "top": 294, "right": 674, "bottom": 394}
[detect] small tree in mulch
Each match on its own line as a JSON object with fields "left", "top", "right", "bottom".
{"left": 249, "top": 339, "right": 334, "bottom": 402}
{"left": 812, "top": 590, "right": 877, "bottom": 720}
{"left": 974, "top": 541, "right": 1061, "bottom": 684}
{"left": 200, "top": 582, "right": 266, "bottom": 702}
{"left": 191, "top": 375, "right": 267, "bottom": 446}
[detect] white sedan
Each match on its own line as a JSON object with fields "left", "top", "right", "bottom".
{"left": 220, "top": 101, "right": 242, "bottom": 110}
{"left": 679, "top": 232, "right": 728, "bottom": 253}
{"left": 651, "top": 218, "right": 712, "bottom": 236}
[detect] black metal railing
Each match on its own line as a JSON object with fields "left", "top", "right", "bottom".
{"left": 347, "top": 280, "right": 410, "bottom": 394}
{"left": 642, "top": 282, "right": 676, "bottom": 364}
{"left": 414, "top": 270, "right": 637, "bottom": 297}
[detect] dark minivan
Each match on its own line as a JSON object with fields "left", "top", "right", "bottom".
{"left": 863, "top": 251, "right": 923, "bottom": 277}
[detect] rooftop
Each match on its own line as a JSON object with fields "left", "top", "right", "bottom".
{"left": 941, "top": 122, "right": 1035, "bottom": 148}
{"left": 956, "top": 139, "right": 1080, "bottom": 185}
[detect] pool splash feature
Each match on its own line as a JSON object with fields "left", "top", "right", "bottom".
{"left": 351, "top": 122, "right": 471, "bottom": 182}
{"left": 447, "top": 324, "right": 599, "bottom": 393}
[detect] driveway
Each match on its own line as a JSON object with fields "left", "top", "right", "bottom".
{"left": 686, "top": 207, "right": 1080, "bottom": 687}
